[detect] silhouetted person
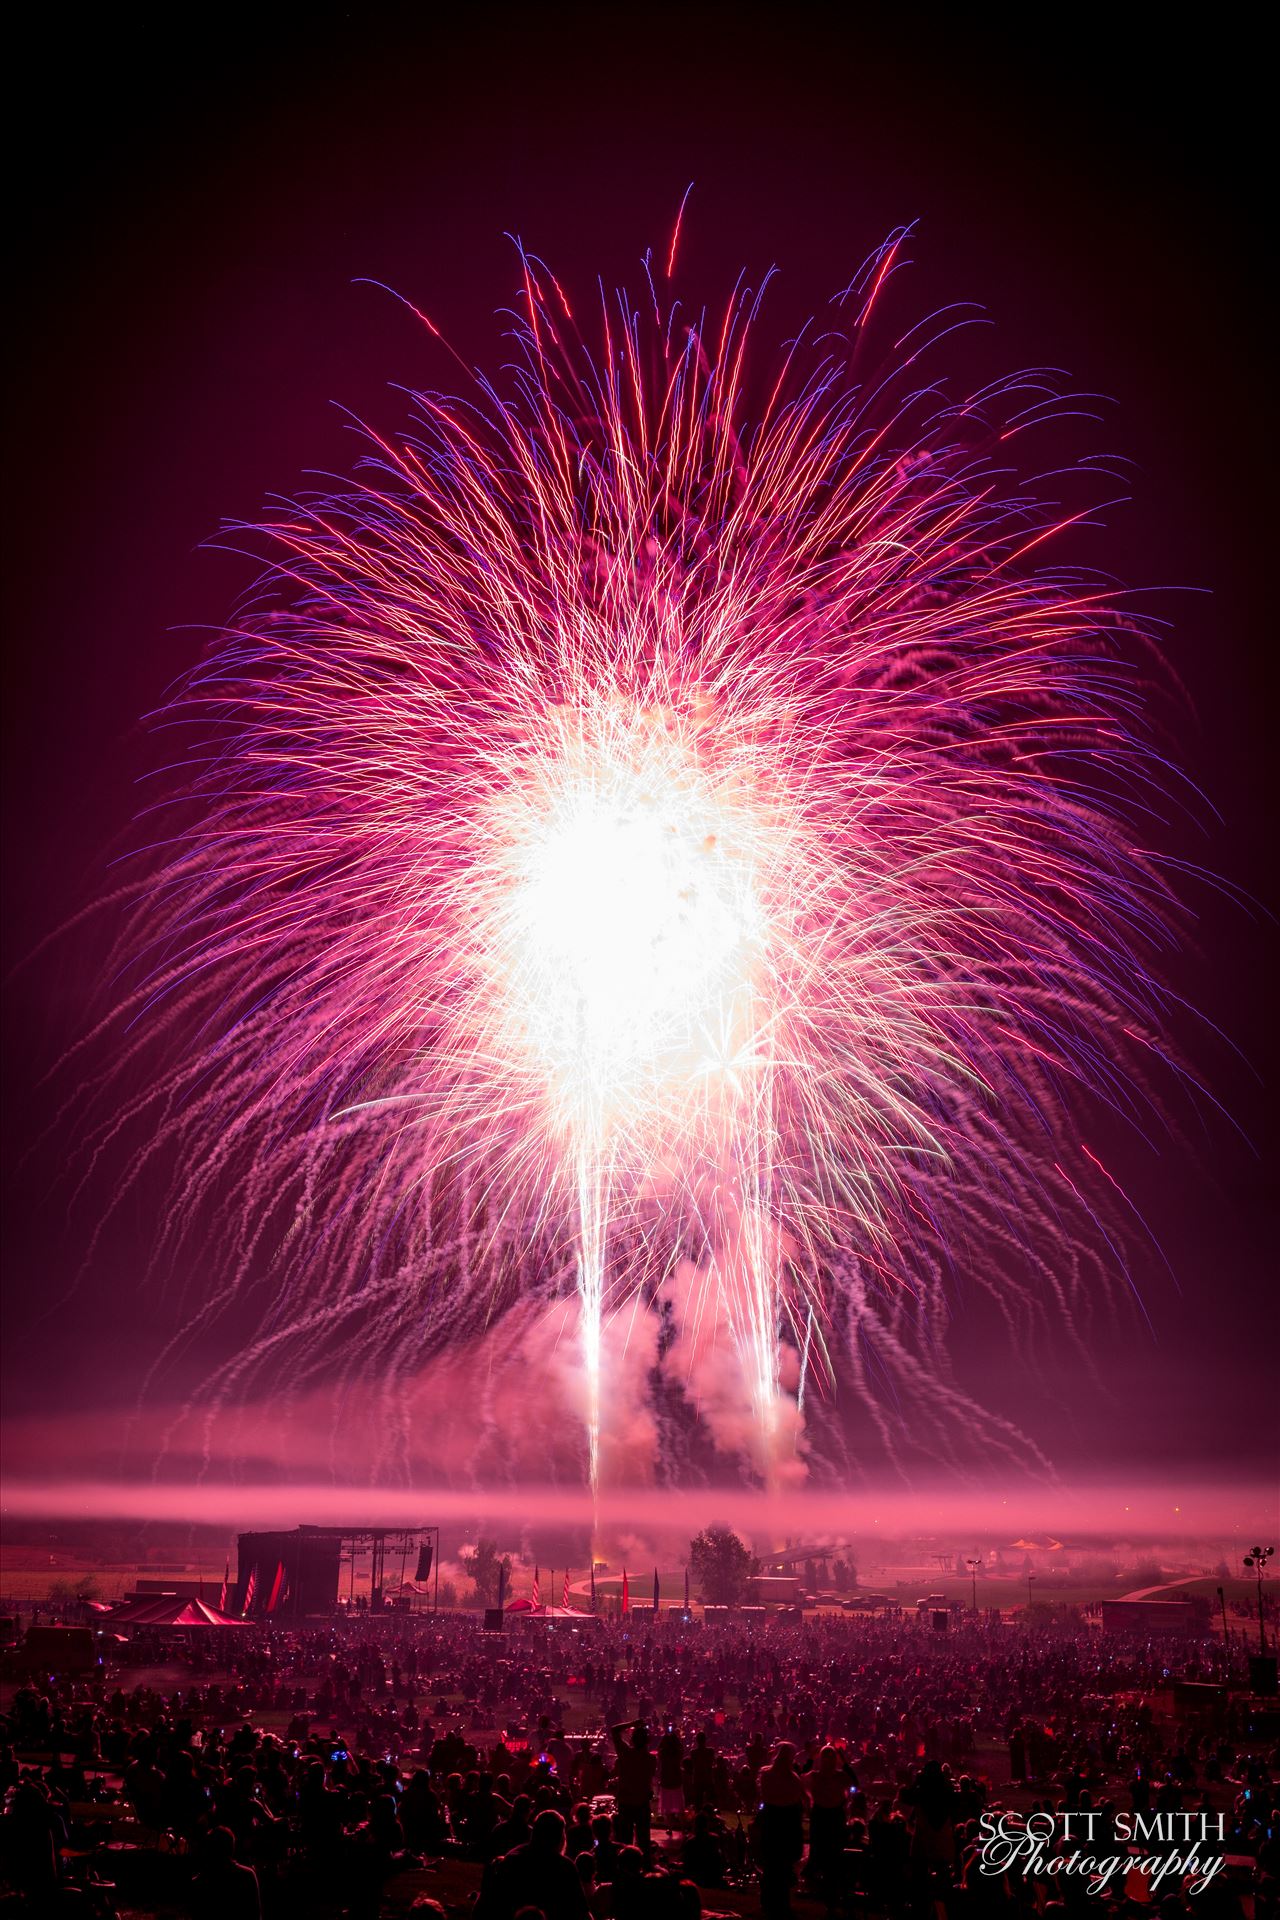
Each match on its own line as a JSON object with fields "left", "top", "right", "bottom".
{"left": 658, "top": 1724, "right": 685, "bottom": 1831}
{"left": 611, "top": 1720, "right": 657, "bottom": 1855}
{"left": 755, "top": 1743, "right": 807, "bottom": 1919}
{"left": 805, "top": 1745, "right": 850, "bottom": 1888}
{"left": 0, "top": 1777, "right": 65, "bottom": 1902}
{"left": 191, "top": 1824, "right": 262, "bottom": 1920}
{"left": 479, "top": 1808, "right": 590, "bottom": 1920}
{"left": 683, "top": 1810, "right": 728, "bottom": 1888}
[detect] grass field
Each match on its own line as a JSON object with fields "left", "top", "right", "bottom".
{"left": 0, "top": 1546, "right": 233, "bottom": 1604}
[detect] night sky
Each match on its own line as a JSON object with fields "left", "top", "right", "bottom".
{"left": 3, "top": 7, "right": 1273, "bottom": 1502}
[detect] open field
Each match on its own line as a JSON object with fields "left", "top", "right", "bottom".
{"left": 0, "top": 1546, "right": 233, "bottom": 1604}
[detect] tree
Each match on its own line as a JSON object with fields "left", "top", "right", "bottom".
{"left": 689, "top": 1527, "right": 759, "bottom": 1605}
{"left": 458, "top": 1539, "right": 511, "bottom": 1606}
{"left": 43, "top": 1575, "right": 98, "bottom": 1615}
{"left": 832, "top": 1557, "right": 857, "bottom": 1591}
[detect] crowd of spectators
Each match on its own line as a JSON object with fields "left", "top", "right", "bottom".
{"left": 0, "top": 1611, "right": 1275, "bottom": 1920}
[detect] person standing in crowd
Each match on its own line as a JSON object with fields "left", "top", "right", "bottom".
{"left": 657, "top": 1721, "right": 686, "bottom": 1835}
{"left": 610, "top": 1720, "right": 657, "bottom": 1856}
{"left": 804, "top": 1744, "right": 851, "bottom": 1893}
{"left": 755, "top": 1742, "right": 808, "bottom": 1919}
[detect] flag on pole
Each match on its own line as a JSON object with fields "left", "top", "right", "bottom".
{"left": 562, "top": 1569, "right": 570, "bottom": 1607}
{"left": 219, "top": 1559, "right": 229, "bottom": 1613}
{"left": 266, "top": 1560, "right": 286, "bottom": 1614}
{"left": 590, "top": 1562, "right": 597, "bottom": 1612}
{"left": 532, "top": 1566, "right": 541, "bottom": 1608}
{"left": 621, "top": 1567, "right": 630, "bottom": 1615}
{"left": 241, "top": 1566, "right": 257, "bottom": 1617}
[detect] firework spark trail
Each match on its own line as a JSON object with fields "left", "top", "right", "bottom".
{"left": 80, "top": 231, "right": 1192, "bottom": 1490}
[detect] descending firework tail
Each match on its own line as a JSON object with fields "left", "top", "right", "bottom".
{"left": 85, "top": 230, "right": 1194, "bottom": 1488}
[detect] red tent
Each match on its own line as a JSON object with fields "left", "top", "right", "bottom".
{"left": 106, "top": 1594, "right": 249, "bottom": 1628}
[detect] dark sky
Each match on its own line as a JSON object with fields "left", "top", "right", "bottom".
{"left": 3, "top": 6, "right": 1273, "bottom": 1493}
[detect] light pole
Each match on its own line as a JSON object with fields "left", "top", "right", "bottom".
{"left": 966, "top": 1556, "right": 981, "bottom": 1614}
{"left": 1243, "top": 1546, "right": 1274, "bottom": 1656}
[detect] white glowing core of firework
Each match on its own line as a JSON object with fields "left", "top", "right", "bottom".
{"left": 504, "top": 726, "right": 766, "bottom": 1138}
{"left": 522, "top": 802, "right": 750, "bottom": 1075}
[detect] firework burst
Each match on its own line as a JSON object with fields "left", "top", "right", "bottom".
{"left": 87, "top": 230, "right": 1186, "bottom": 1490}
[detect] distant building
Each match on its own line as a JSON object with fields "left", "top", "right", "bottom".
{"left": 1100, "top": 1599, "right": 1195, "bottom": 1633}
{"left": 748, "top": 1575, "right": 801, "bottom": 1604}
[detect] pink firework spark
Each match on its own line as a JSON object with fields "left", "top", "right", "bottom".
{"left": 87, "top": 234, "right": 1189, "bottom": 1489}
